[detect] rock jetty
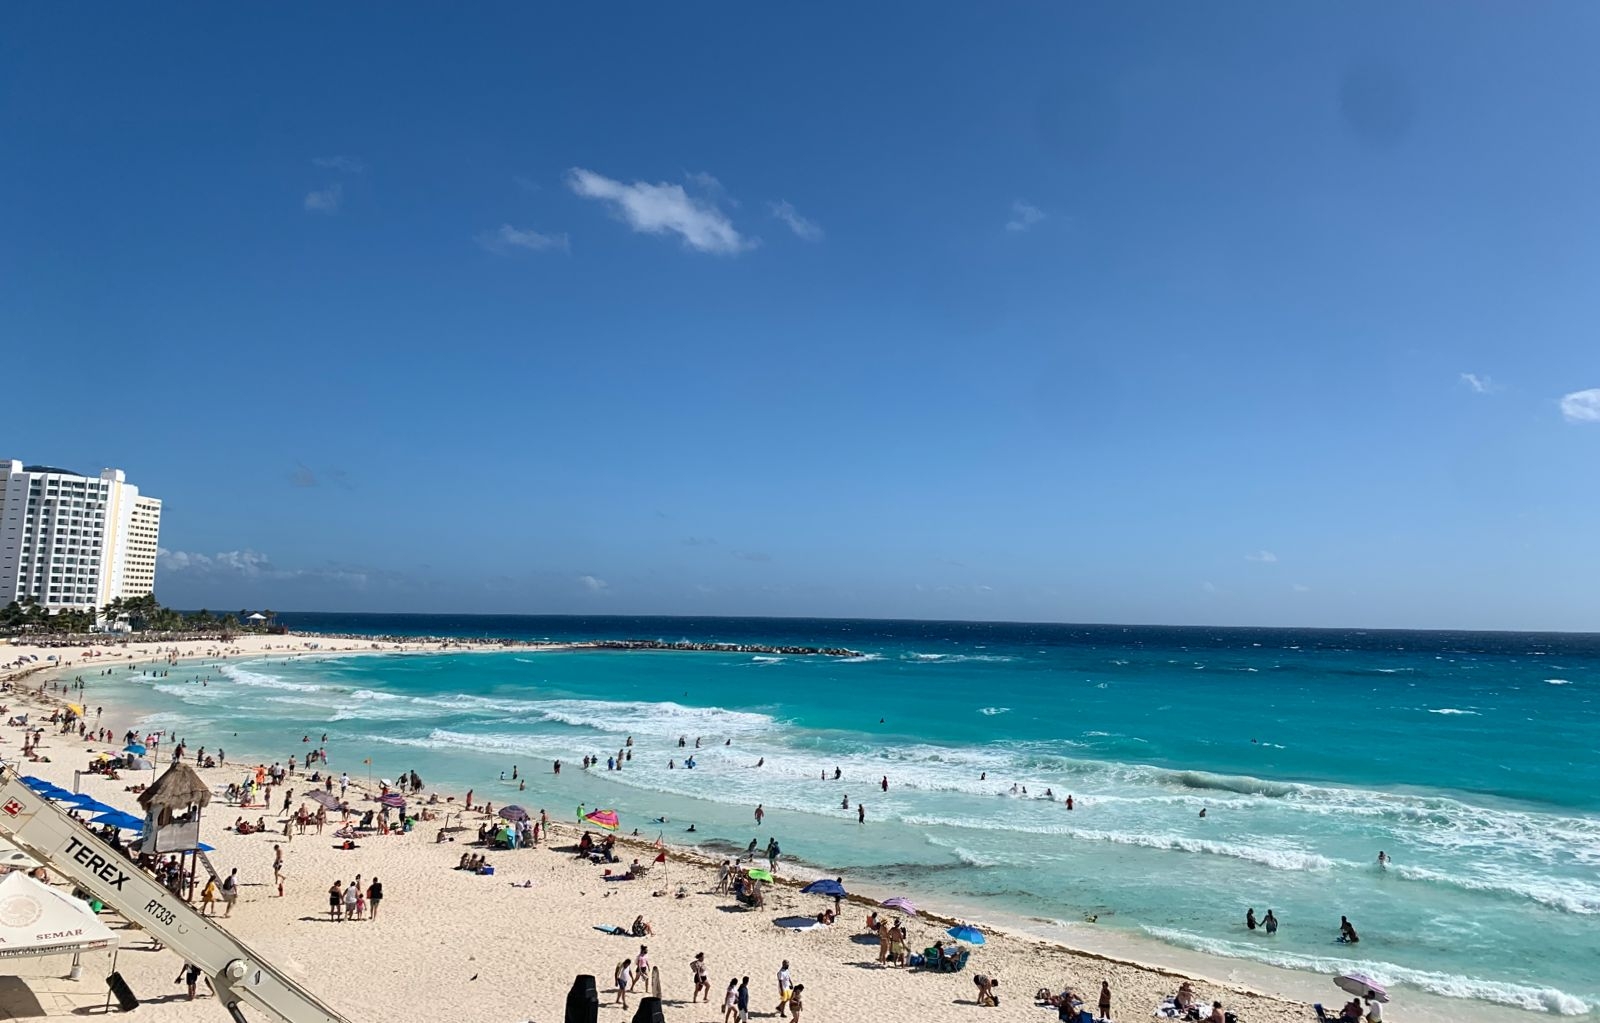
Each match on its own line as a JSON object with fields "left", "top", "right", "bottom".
{"left": 576, "top": 639, "right": 861, "bottom": 657}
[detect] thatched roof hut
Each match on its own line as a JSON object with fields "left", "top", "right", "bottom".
{"left": 137, "top": 762, "right": 212, "bottom": 825}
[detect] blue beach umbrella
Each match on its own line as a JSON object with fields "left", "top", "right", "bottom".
{"left": 122, "top": 744, "right": 147, "bottom": 755}
{"left": 90, "top": 810, "right": 144, "bottom": 831}
{"left": 947, "top": 925, "right": 986, "bottom": 945}
{"left": 801, "top": 878, "right": 848, "bottom": 898}
{"left": 62, "top": 794, "right": 117, "bottom": 814}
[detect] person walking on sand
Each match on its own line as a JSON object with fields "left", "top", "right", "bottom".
{"left": 737, "top": 976, "right": 750, "bottom": 1023}
{"left": 776, "top": 960, "right": 794, "bottom": 1017}
{"left": 722, "top": 979, "right": 740, "bottom": 1022}
{"left": 1099, "top": 980, "right": 1113, "bottom": 1020}
{"left": 790, "top": 983, "right": 805, "bottom": 1022}
{"left": 631, "top": 945, "right": 651, "bottom": 992}
{"left": 367, "top": 877, "right": 383, "bottom": 921}
{"left": 200, "top": 877, "right": 218, "bottom": 916}
{"left": 328, "top": 880, "right": 343, "bottom": 922}
{"left": 614, "top": 958, "right": 632, "bottom": 1008}
{"left": 220, "top": 868, "right": 239, "bottom": 917}
{"left": 692, "top": 952, "right": 710, "bottom": 1003}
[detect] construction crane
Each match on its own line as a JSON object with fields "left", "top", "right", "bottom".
{"left": 0, "top": 767, "right": 352, "bottom": 1023}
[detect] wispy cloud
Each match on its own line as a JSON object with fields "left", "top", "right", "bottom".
{"left": 685, "top": 171, "right": 735, "bottom": 205}
{"left": 566, "top": 167, "right": 751, "bottom": 254}
{"left": 577, "top": 574, "right": 609, "bottom": 592}
{"left": 733, "top": 550, "right": 772, "bottom": 563}
{"left": 513, "top": 175, "right": 541, "bottom": 193}
{"left": 1292, "top": 583, "right": 1311, "bottom": 593}
{"left": 157, "top": 548, "right": 375, "bottom": 589}
{"left": 769, "top": 200, "right": 823, "bottom": 241}
{"left": 290, "top": 464, "right": 318, "bottom": 488}
{"left": 1245, "top": 550, "right": 1278, "bottom": 563}
{"left": 681, "top": 536, "right": 717, "bottom": 547}
{"left": 159, "top": 548, "right": 272, "bottom": 575}
{"left": 1201, "top": 581, "right": 1220, "bottom": 594}
{"left": 477, "top": 224, "right": 570, "bottom": 255}
{"left": 1559, "top": 388, "right": 1600, "bottom": 423}
{"left": 312, "top": 155, "right": 365, "bottom": 173}
{"left": 1460, "top": 373, "right": 1496, "bottom": 394}
{"left": 1005, "top": 200, "right": 1046, "bottom": 233}
{"left": 304, "top": 184, "right": 342, "bottom": 213}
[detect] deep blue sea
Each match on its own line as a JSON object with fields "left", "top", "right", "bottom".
{"left": 109, "top": 616, "right": 1599, "bottom": 1015}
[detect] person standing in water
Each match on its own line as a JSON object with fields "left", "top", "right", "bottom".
{"left": 1246, "top": 908, "right": 1258, "bottom": 930}
{"left": 1377, "top": 851, "right": 1389, "bottom": 869}
{"left": 1264, "top": 909, "right": 1278, "bottom": 934}
{"left": 754, "top": 804, "right": 764, "bottom": 826}
{"left": 857, "top": 803, "right": 865, "bottom": 824}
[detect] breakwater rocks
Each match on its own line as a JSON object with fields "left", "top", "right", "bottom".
{"left": 294, "top": 633, "right": 863, "bottom": 658}
{"left": 575, "top": 639, "right": 862, "bottom": 658}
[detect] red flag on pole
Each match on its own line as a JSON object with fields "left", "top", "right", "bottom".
{"left": 654, "top": 851, "right": 667, "bottom": 864}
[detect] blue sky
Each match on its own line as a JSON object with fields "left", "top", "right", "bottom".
{"left": 5, "top": 5, "right": 1600, "bottom": 629}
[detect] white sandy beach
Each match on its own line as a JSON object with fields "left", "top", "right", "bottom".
{"left": 0, "top": 637, "right": 1359, "bottom": 1023}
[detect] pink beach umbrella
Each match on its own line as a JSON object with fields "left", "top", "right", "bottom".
{"left": 880, "top": 896, "right": 918, "bottom": 914}
{"left": 583, "top": 808, "right": 621, "bottom": 831}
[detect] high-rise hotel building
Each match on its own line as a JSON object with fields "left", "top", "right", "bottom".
{"left": 0, "top": 460, "right": 163, "bottom": 611}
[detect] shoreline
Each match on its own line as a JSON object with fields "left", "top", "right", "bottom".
{"left": 0, "top": 633, "right": 1557, "bottom": 1023}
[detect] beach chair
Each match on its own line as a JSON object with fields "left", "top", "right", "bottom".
{"left": 950, "top": 949, "right": 971, "bottom": 972}
{"left": 918, "top": 947, "right": 941, "bottom": 971}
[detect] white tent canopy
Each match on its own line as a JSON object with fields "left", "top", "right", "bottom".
{"left": 245, "top": 613, "right": 267, "bottom": 621}
{"left": 0, "top": 871, "right": 117, "bottom": 959}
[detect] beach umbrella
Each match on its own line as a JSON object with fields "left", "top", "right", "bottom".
{"left": 307, "top": 790, "right": 342, "bottom": 810}
{"left": 774, "top": 916, "right": 824, "bottom": 930}
{"left": 747, "top": 868, "right": 775, "bottom": 882}
{"left": 90, "top": 810, "right": 144, "bottom": 831}
{"left": 583, "top": 808, "right": 620, "bottom": 831}
{"left": 62, "top": 794, "right": 116, "bottom": 815}
{"left": 498, "top": 805, "right": 530, "bottom": 822}
{"left": 66, "top": 703, "right": 85, "bottom": 716}
{"left": 801, "top": 878, "right": 847, "bottom": 898}
{"left": 947, "top": 925, "right": 986, "bottom": 945}
{"left": 378, "top": 793, "right": 405, "bottom": 809}
{"left": 1335, "top": 974, "right": 1389, "bottom": 1003}
{"left": 880, "top": 896, "right": 918, "bottom": 914}
{"left": 122, "top": 744, "right": 147, "bottom": 756}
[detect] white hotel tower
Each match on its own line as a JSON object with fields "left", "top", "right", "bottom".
{"left": 0, "top": 460, "right": 163, "bottom": 612}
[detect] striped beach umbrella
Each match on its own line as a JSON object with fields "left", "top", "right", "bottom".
{"left": 583, "top": 808, "right": 620, "bottom": 831}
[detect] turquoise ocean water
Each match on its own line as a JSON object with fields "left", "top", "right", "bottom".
{"left": 98, "top": 616, "right": 1598, "bottom": 1016}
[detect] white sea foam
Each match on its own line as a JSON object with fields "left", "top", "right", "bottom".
{"left": 219, "top": 664, "right": 326, "bottom": 693}
{"left": 1428, "top": 708, "right": 1480, "bottom": 716}
{"left": 1141, "top": 927, "right": 1591, "bottom": 1014}
{"left": 1389, "top": 863, "right": 1600, "bottom": 915}
{"left": 750, "top": 655, "right": 784, "bottom": 664}
{"left": 1545, "top": 679, "right": 1572, "bottom": 685}
{"left": 978, "top": 707, "right": 1010, "bottom": 716}
{"left": 899, "top": 821, "right": 1335, "bottom": 872}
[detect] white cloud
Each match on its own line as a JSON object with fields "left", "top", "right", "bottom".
{"left": 1460, "top": 373, "right": 1495, "bottom": 394}
{"left": 312, "top": 155, "right": 364, "bottom": 173}
{"left": 685, "top": 171, "right": 735, "bottom": 205}
{"left": 158, "top": 548, "right": 272, "bottom": 576}
{"left": 1005, "top": 200, "right": 1046, "bottom": 233}
{"left": 769, "top": 200, "right": 823, "bottom": 241}
{"left": 304, "top": 184, "right": 342, "bottom": 213}
{"left": 1245, "top": 550, "right": 1278, "bottom": 563}
{"left": 1202, "top": 581, "right": 1220, "bottom": 594}
{"left": 1292, "top": 583, "right": 1311, "bottom": 593}
{"left": 477, "top": 224, "right": 570, "bottom": 254}
{"left": 577, "top": 574, "right": 608, "bottom": 592}
{"left": 566, "top": 167, "right": 751, "bottom": 254}
{"left": 1559, "top": 388, "right": 1600, "bottom": 423}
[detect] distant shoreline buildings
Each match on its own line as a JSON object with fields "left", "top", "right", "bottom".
{"left": 0, "top": 460, "right": 162, "bottom": 612}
